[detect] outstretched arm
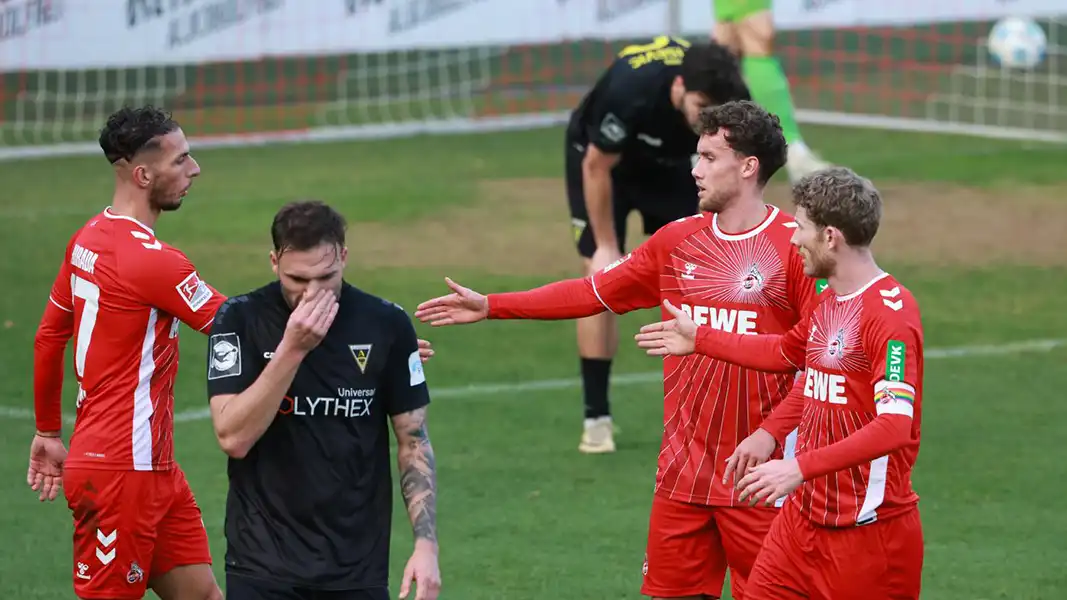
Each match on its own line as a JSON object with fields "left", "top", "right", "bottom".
{"left": 488, "top": 277, "right": 608, "bottom": 320}
{"left": 693, "top": 325, "right": 800, "bottom": 373}
{"left": 416, "top": 244, "right": 661, "bottom": 326}
{"left": 636, "top": 299, "right": 806, "bottom": 373}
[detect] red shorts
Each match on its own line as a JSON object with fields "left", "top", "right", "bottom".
{"left": 63, "top": 465, "right": 212, "bottom": 599}
{"left": 747, "top": 501, "right": 924, "bottom": 600}
{"left": 641, "top": 494, "right": 778, "bottom": 599}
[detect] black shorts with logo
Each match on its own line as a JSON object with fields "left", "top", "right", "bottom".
{"left": 565, "top": 139, "right": 699, "bottom": 258}
{"left": 226, "top": 572, "right": 389, "bottom": 600}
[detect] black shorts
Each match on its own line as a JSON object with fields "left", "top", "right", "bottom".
{"left": 226, "top": 572, "right": 389, "bottom": 600}
{"left": 565, "top": 139, "right": 698, "bottom": 258}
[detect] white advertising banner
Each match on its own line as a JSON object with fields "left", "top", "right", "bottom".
{"left": 0, "top": 0, "right": 1063, "bottom": 71}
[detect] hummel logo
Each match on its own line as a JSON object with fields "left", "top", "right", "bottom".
{"left": 130, "top": 231, "right": 162, "bottom": 250}
{"left": 97, "top": 529, "right": 116, "bottom": 546}
{"left": 880, "top": 287, "right": 903, "bottom": 310}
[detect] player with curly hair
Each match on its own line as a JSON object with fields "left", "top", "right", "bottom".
{"left": 563, "top": 36, "right": 754, "bottom": 454}
{"left": 416, "top": 101, "right": 823, "bottom": 599}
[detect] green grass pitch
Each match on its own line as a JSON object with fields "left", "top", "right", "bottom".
{"left": 1, "top": 123, "right": 1066, "bottom": 599}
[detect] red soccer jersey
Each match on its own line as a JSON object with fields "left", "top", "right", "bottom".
{"left": 774, "top": 272, "right": 924, "bottom": 527}
{"left": 35, "top": 208, "right": 225, "bottom": 471}
{"left": 591, "top": 205, "right": 820, "bottom": 505}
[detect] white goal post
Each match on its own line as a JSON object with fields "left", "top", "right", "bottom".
{"left": 0, "top": 0, "right": 1063, "bottom": 161}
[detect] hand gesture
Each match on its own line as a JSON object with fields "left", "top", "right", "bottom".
{"left": 398, "top": 542, "right": 441, "bottom": 600}
{"left": 722, "top": 428, "right": 778, "bottom": 487}
{"left": 736, "top": 458, "right": 804, "bottom": 507}
{"left": 634, "top": 299, "right": 698, "bottom": 356}
{"left": 414, "top": 278, "right": 488, "bottom": 326}
{"left": 282, "top": 289, "right": 339, "bottom": 353}
{"left": 589, "top": 245, "right": 623, "bottom": 274}
{"left": 27, "top": 434, "right": 67, "bottom": 502}
{"left": 416, "top": 339, "right": 435, "bottom": 363}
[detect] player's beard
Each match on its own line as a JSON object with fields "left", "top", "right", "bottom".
{"left": 149, "top": 187, "right": 183, "bottom": 212}
{"left": 803, "top": 245, "right": 835, "bottom": 278}
{"left": 698, "top": 185, "right": 734, "bottom": 213}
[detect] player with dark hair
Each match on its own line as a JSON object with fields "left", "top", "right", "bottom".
{"left": 416, "top": 100, "right": 825, "bottom": 600}
{"left": 635, "top": 167, "right": 925, "bottom": 599}
{"left": 29, "top": 107, "right": 436, "bottom": 600}
{"left": 206, "top": 200, "right": 441, "bottom": 600}
{"left": 29, "top": 105, "right": 226, "bottom": 599}
{"left": 565, "top": 35, "right": 753, "bottom": 453}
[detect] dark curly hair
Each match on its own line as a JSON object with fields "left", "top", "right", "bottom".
{"left": 681, "top": 41, "right": 752, "bottom": 104}
{"left": 792, "top": 167, "right": 882, "bottom": 247}
{"left": 98, "top": 105, "right": 180, "bottom": 164}
{"left": 271, "top": 200, "right": 347, "bottom": 256}
{"left": 699, "top": 100, "right": 787, "bottom": 185}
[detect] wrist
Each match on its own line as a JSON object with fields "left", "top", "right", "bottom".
{"left": 275, "top": 338, "right": 309, "bottom": 362}
{"left": 414, "top": 537, "right": 439, "bottom": 554}
{"left": 794, "top": 453, "right": 815, "bottom": 481}
{"left": 757, "top": 426, "right": 785, "bottom": 449}
{"left": 594, "top": 238, "right": 618, "bottom": 252}
{"left": 35, "top": 430, "right": 62, "bottom": 439}
{"left": 694, "top": 326, "right": 713, "bottom": 355}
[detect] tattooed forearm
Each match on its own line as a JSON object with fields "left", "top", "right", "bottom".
{"left": 394, "top": 407, "right": 437, "bottom": 543}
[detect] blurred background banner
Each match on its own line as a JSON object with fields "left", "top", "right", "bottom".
{"left": 0, "top": 0, "right": 1064, "bottom": 154}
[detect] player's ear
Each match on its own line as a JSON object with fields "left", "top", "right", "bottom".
{"left": 824, "top": 226, "right": 844, "bottom": 251}
{"left": 270, "top": 250, "right": 279, "bottom": 274}
{"left": 671, "top": 75, "right": 685, "bottom": 98}
{"left": 742, "top": 156, "right": 759, "bottom": 180}
{"left": 131, "top": 163, "right": 152, "bottom": 188}
{"left": 339, "top": 246, "right": 348, "bottom": 266}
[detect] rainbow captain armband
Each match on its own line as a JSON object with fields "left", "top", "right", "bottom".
{"left": 874, "top": 381, "right": 916, "bottom": 417}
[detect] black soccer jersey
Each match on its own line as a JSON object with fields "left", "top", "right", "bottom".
{"left": 205, "top": 281, "right": 430, "bottom": 590}
{"left": 565, "top": 36, "right": 702, "bottom": 171}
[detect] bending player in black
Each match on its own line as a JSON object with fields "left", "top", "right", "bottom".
{"left": 205, "top": 201, "right": 440, "bottom": 600}
{"left": 565, "top": 36, "right": 752, "bottom": 453}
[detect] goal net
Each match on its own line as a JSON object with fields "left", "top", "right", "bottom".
{"left": 1, "top": 1, "right": 1064, "bottom": 159}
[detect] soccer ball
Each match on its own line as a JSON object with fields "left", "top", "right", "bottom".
{"left": 987, "top": 17, "right": 1047, "bottom": 69}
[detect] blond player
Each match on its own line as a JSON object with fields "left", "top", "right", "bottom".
{"left": 636, "top": 167, "right": 925, "bottom": 599}
{"left": 414, "top": 101, "right": 824, "bottom": 600}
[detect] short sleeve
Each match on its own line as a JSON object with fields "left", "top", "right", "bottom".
{"left": 206, "top": 297, "right": 258, "bottom": 398}
{"left": 585, "top": 81, "right": 645, "bottom": 154}
{"left": 588, "top": 234, "right": 663, "bottom": 314}
{"left": 864, "top": 300, "right": 923, "bottom": 419}
{"left": 383, "top": 308, "right": 431, "bottom": 416}
{"left": 121, "top": 243, "right": 225, "bottom": 332}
